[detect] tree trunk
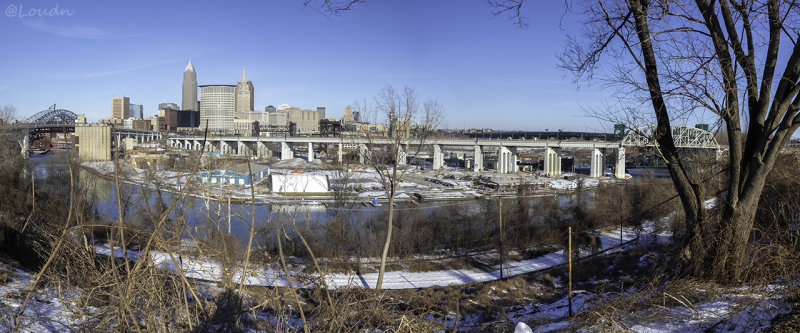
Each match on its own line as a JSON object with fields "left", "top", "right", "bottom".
{"left": 681, "top": 172, "right": 765, "bottom": 282}
{"left": 376, "top": 184, "right": 395, "bottom": 291}
{"left": 711, "top": 178, "right": 763, "bottom": 282}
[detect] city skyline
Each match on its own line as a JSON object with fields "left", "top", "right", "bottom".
{"left": 1, "top": 1, "right": 646, "bottom": 131}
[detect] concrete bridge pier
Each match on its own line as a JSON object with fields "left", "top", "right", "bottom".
{"left": 590, "top": 148, "right": 605, "bottom": 178}
{"left": 497, "top": 146, "right": 516, "bottom": 174}
{"left": 473, "top": 145, "right": 483, "bottom": 172}
{"left": 615, "top": 147, "right": 626, "bottom": 179}
{"left": 222, "top": 141, "right": 234, "bottom": 155}
{"left": 256, "top": 141, "right": 269, "bottom": 159}
{"left": 433, "top": 144, "right": 444, "bottom": 170}
{"left": 238, "top": 141, "right": 250, "bottom": 156}
{"left": 307, "top": 142, "right": 314, "bottom": 162}
{"left": 544, "top": 147, "right": 562, "bottom": 177}
{"left": 511, "top": 147, "right": 518, "bottom": 173}
{"left": 358, "top": 143, "right": 369, "bottom": 164}
{"left": 396, "top": 145, "right": 407, "bottom": 166}
{"left": 358, "top": 144, "right": 368, "bottom": 164}
{"left": 497, "top": 146, "right": 507, "bottom": 173}
{"left": 20, "top": 134, "right": 30, "bottom": 158}
{"left": 280, "top": 142, "right": 293, "bottom": 160}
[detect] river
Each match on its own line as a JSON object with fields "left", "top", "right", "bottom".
{"left": 29, "top": 150, "right": 651, "bottom": 249}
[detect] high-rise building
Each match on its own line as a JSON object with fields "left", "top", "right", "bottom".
{"left": 166, "top": 109, "right": 200, "bottom": 131}
{"left": 342, "top": 105, "right": 354, "bottom": 124}
{"left": 200, "top": 85, "right": 235, "bottom": 133}
{"left": 158, "top": 102, "right": 180, "bottom": 111}
{"left": 235, "top": 67, "right": 254, "bottom": 113}
{"left": 158, "top": 102, "right": 180, "bottom": 117}
{"left": 281, "top": 107, "right": 319, "bottom": 134}
{"left": 111, "top": 97, "right": 130, "bottom": 120}
{"left": 129, "top": 104, "right": 143, "bottom": 119}
{"left": 182, "top": 61, "right": 198, "bottom": 111}
{"left": 316, "top": 107, "right": 326, "bottom": 121}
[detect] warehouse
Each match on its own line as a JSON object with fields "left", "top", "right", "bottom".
{"left": 198, "top": 163, "right": 269, "bottom": 185}
{"left": 269, "top": 173, "right": 330, "bottom": 193}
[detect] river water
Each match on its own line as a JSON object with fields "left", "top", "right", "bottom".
{"left": 29, "top": 150, "right": 648, "bottom": 246}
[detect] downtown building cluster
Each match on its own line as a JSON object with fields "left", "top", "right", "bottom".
{"left": 101, "top": 61, "right": 370, "bottom": 137}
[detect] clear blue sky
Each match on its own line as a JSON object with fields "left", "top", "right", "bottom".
{"left": 0, "top": 0, "right": 615, "bottom": 131}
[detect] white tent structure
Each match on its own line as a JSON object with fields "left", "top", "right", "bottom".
{"left": 269, "top": 173, "right": 330, "bottom": 193}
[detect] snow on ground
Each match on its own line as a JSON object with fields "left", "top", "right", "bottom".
{"left": 521, "top": 285, "right": 790, "bottom": 333}
{"left": 627, "top": 292, "right": 790, "bottom": 333}
{"left": 82, "top": 161, "right": 190, "bottom": 183}
{"left": 94, "top": 222, "right": 651, "bottom": 291}
{"left": 0, "top": 261, "right": 86, "bottom": 332}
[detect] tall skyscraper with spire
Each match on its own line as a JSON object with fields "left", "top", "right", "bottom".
{"left": 182, "top": 61, "right": 198, "bottom": 111}
{"left": 234, "top": 67, "right": 254, "bottom": 113}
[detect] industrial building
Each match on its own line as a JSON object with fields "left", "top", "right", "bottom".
{"left": 197, "top": 163, "right": 269, "bottom": 185}
{"left": 269, "top": 173, "right": 330, "bottom": 193}
{"left": 75, "top": 124, "right": 112, "bottom": 161}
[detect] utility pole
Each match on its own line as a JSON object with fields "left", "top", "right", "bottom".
{"left": 499, "top": 198, "right": 504, "bottom": 279}
{"left": 227, "top": 196, "right": 231, "bottom": 234}
{"left": 568, "top": 226, "right": 573, "bottom": 317}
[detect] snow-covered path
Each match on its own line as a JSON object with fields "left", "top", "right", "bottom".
{"left": 96, "top": 225, "right": 646, "bottom": 290}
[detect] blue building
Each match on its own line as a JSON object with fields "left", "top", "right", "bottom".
{"left": 198, "top": 163, "right": 269, "bottom": 185}
{"left": 129, "top": 104, "right": 144, "bottom": 119}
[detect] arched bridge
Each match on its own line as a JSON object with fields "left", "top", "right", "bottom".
{"left": 622, "top": 125, "right": 721, "bottom": 149}
{"left": 23, "top": 105, "right": 77, "bottom": 126}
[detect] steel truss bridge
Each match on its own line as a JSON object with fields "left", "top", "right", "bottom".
{"left": 621, "top": 125, "right": 720, "bottom": 149}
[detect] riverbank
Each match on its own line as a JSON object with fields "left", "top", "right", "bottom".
{"left": 94, "top": 220, "right": 654, "bottom": 290}
{"left": 80, "top": 158, "right": 629, "bottom": 205}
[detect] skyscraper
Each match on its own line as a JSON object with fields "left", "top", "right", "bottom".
{"left": 200, "top": 85, "right": 235, "bottom": 133}
{"left": 316, "top": 107, "right": 326, "bottom": 121}
{"left": 129, "top": 103, "right": 143, "bottom": 119}
{"left": 342, "top": 105, "right": 354, "bottom": 124}
{"left": 235, "top": 67, "right": 254, "bottom": 113}
{"left": 182, "top": 61, "right": 198, "bottom": 111}
{"left": 111, "top": 97, "right": 130, "bottom": 120}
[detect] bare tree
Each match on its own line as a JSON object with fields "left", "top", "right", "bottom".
{"left": 354, "top": 85, "right": 443, "bottom": 290}
{"left": 0, "top": 105, "right": 15, "bottom": 124}
{"left": 485, "top": 0, "right": 800, "bottom": 281}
